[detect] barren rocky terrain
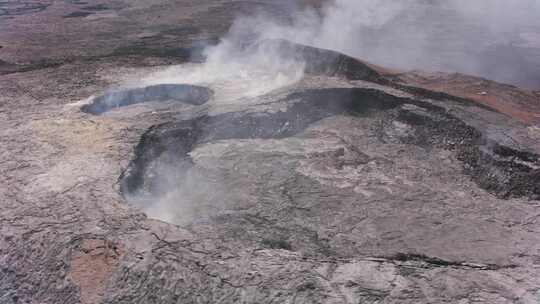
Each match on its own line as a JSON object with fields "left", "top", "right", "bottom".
{"left": 1, "top": 1, "right": 540, "bottom": 304}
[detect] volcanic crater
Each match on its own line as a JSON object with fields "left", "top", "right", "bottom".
{"left": 81, "top": 84, "right": 212, "bottom": 115}
{"left": 113, "top": 43, "right": 540, "bottom": 219}
{"left": 28, "top": 38, "right": 539, "bottom": 303}
{"left": 3, "top": 2, "right": 540, "bottom": 303}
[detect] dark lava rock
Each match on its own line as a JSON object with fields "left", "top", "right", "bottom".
{"left": 254, "top": 39, "right": 385, "bottom": 83}
{"left": 63, "top": 11, "right": 94, "bottom": 18}
{"left": 81, "top": 4, "right": 110, "bottom": 11}
{"left": 0, "top": 1, "right": 51, "bottom": 17}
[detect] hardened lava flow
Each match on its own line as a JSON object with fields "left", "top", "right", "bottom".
{"left": 24, "top": 40, "right": 540, "bottom": 304}
{"left": 74, "top": 40, "right": 540, "bottom": 225}
{"left": 119, "top": 87, "right": 539, "bottom": 209}
{"left": 4, "top": 1, "right": 540, "bottom": 302}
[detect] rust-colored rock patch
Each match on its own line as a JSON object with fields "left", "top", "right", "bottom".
{"left": 395, "top": 71, "right": 540, "bottom": 124}
{"left": 69, "top": 238, "right": 122, "bottom": 304}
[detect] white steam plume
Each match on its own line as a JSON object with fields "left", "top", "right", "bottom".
{"left": 132, "top": 0, "right": 540, "bottom": 225}
{"left": 140, "top": 0, "right": 540, "bottom": 96}
{"left": 205, "top": 0, "right": 540, "bottom": 88}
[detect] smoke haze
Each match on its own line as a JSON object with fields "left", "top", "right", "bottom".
{"left": 140, "top": 30, "right": 306, "bottom": 102}
{"left": 225, "top": 0, "right": 540, "bottom": 88}
{"left": 131, "top": 0, "right": 540, "bottom": 225}
{"left": 143, "top": 0, "right": 540, "bottom": 99}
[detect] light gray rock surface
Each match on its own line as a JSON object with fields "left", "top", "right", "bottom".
{"left": 1, "top": 1, "right": 540, "bottom": 304}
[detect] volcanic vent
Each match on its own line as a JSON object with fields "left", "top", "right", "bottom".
{"left": 81, "top": 84, "right": 212, "bottom": 115}
{"left": 75, "top": 40, "right": 538, "bottom": 228}
{"left": 113, "top": 47, "right": 539, "bottom": 229}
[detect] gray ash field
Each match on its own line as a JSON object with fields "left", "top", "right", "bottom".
{"left": 1, "top": 1, "right": 540, "bottom": 304}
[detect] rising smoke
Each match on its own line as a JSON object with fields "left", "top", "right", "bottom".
{"left": 132, "top": 0, "right": 540, "bottom": 225}
{"left": 218, "top": 0, "right": 540, "bottom": 88}
{"left": 141, "top": 29, "right": 306, "bottom": 102}
{"left": 144, "top": 0, "right": 540, "bottom": 97}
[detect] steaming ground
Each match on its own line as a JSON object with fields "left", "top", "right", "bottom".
{"left": 222, "top": 0, "right": 540, "bottom": 88}
{"left": 125, "top": 165, "right": 235, "bottom": 225}
{"left": 120, "top": 0, "right": 540, "bottom": 224}
{"left": 119, "top": 39, "right": 309, "bottom": 223}
{"left": 121, "top": 39, "right": 311, "bottom": 223}
{"left": 141, "top": 41, "right": 305, "bottom": 103}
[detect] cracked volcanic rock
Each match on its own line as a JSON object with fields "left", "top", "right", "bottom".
{"left": 1, "top": 1, "right": 540, "bottom": 304}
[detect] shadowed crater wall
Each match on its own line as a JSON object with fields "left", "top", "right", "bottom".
{"left": 120, "top": 87, "right": 540, "bottom": 220}
{"left": 0, "top": 1, "right": 51, "bottom": 17}
{"left": 81, "top": 84, "right": 212, "bottom": 115}
{"left": 120, "top": 88, "right": 405, "bottom": 197}
{"left": 256, "top": 39, "right": 386, "bottom": 83}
